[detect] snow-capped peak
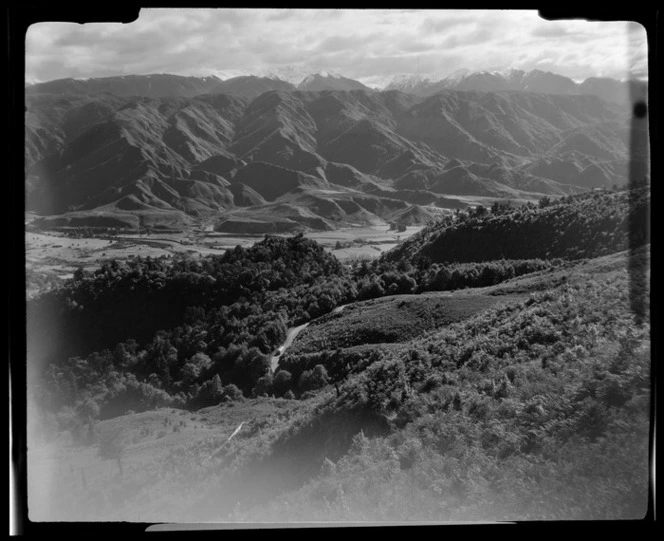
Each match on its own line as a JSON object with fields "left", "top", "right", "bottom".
{"left": 390, "top": 73, "right": 426, "bottom": 83}
{"left": 385, "top": 73, "right": 429, "bottom": 91}
{"left": 477, "top": 67, "right": 526, "bottom": 80}
{"left": 386, "top": 69, "right": 470, "bottom": 90}
{"left": 209, "top": 69, "right": 251, "bottom": 81}
{"left": 300, "top": 72, "right": 326, "bottom": 84}
{"left": 300, "top": 71, "right": 343, "bottom": 84}
{"left": 261, "top": 67, "right": 346, "bottom": 85}
{"left": 261, "top": 66, "right": 310, "bottom": 85}
{"left": 441, "top": 68, "right": 471, "bottom": 84}
{"left": 317, "top": 70, "right": 343, "bottom": 79}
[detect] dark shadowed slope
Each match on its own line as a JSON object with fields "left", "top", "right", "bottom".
{"left": 384, "top": 187, "right": 649, "bottom": 264}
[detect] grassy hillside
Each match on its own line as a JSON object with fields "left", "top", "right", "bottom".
{"left": 239, "top": 247, "right": 651, "bottom": 521}
{"left": 282, "top": 292, "right": 524, "bottom": 360}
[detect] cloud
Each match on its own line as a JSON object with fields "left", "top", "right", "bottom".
{"left": 314, "top": 32, "right": 385, "bottom": 55}
{"left": 530, "top": 24, "right": 570, "bottom": 38}
{"left": 25, "top": 9, "right": 643, "bottom": 85}
{"left": 264, "top": 9, "right": 298, "bottom": 22}
{"left": 398, "top": 39, "right": 439, "bottom": 54}
{"left": 439, "top": 24, "right": 498, "bottom": 50}
{"left": 419, "top": 13, "right": 476, "bottom": 34}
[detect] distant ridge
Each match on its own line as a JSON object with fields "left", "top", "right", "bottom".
{"left": 26, "top": 68, "right": 646, "bottom": 105}
{"left": 26, "top": 71, "right": 372, "bottom": 99}
{"left": 384, "top": 68, "right": 645, "bottom": 104}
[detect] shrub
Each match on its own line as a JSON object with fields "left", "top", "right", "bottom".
{"left": 180, "top": 353, "right": 213, "bottom": 384}
{"left": 194, "top": 374, "right": 223, "bottom": 407}
{"left": 222, "top": 383, "right": 244, "bottom": 402}
{"left": 298, "top": 364, "right": 329, "bottom": 392}
{"left": 273, "top": 370, "right": 293, "bottom": 397}
{"left": 254, "top": 374, "right": 274, "bottom": 397}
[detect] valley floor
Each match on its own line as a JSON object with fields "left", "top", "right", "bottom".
{"left": 25, "top": 224, "right": 423, "bottom": 299}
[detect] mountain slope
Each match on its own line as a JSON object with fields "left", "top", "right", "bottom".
{"left": 27, "top": 94, "right": 249, "bottom": 217}
{"left": 213, "top": 76, "right": 298, "bottom": 100}
{"left": 298, "top": 72, "right": 371, "bottom": 92}
{"left": 25, "top": 84, "right": 640, "bottom": 231}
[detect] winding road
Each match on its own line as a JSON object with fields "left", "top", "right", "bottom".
{"left": 269, "top": 304, "right": 348, "bottom": 372}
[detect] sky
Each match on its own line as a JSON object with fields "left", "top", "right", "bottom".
{"left": 25, "top": 8, "right": 648, "bottom": 87}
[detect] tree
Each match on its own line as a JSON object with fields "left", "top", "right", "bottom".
{"left": 396, "top": 258, "right": 412, "bottom": 273}
{"left": 299, "top": 364, "right": 329, "bottom": 392}
{"left": 306, "top": 300, "right": 320, "bottom": 318}
{"left": 491, "top": 200, "right": 511, "bottom": 215}
{"left": 318, "top": 293, "right": 336, "bottom": 313}
{"left": 311, "top": 364, "right": 329, "bottom": 388}
{"left": 222, "top": 384, "right": 244, "bottom": 401}
{"left": 359, "top": 278, "right": 384, "bottom": 300}
{"left": 78, "top": 397, "right": 100, "bottom": 422}
{"left": 197, "top": 374, "right": 223, "bottom": 405}
{"left": 73, "top": 267, "right": 87, "bottom": 282}
{"left": 241, "top": 348, "right": 271, "bottom": 384}
{"left": 273, "top": 370, "right": 293, "bottom": 397}
{"left": 433, "top": 266, "right": 452, "bottom": 290}
{"left": 397, "top": 274, "right": 417, "bottom": 294}
{"left": 254, "top": 374, "right": 273, "bottom": 397}
{"left": 180, "top": 352, "right": 213, "bottom": 385}
{"left": 539, "top": 196, "right": 552, "bottom": 209}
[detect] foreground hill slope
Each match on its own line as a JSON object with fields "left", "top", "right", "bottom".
{"left": 28, "top": 245, "right": 650, "bottom": 522}
{"left": 241, "top": 247, "right": 649, "bottom": 522}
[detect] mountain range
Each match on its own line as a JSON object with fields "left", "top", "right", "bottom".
{"left": 26, "top": 71, "right": 372, "bottom": 100}
{"left": 384, "top": 68, "right": 642, "bottom": 105}
{"left": 26, "top": 68, "right": 642, "bottom": 103}
{"left": 25, "top": 69, "right": 647, "bottom": 233}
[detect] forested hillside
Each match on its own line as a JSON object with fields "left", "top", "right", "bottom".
{"left": 28, "top": 236, "right": 358, "bottom": 418}
{"left": 385, "top": 187, "right": 649, "bottom": 264}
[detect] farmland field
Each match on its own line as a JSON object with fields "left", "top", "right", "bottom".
{"left": 25, "top": 220, "right": 424, "bottom": 298}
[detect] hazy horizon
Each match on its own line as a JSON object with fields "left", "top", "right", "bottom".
{"left": 26, "top": 8, "right": 648, "bottom": 87}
